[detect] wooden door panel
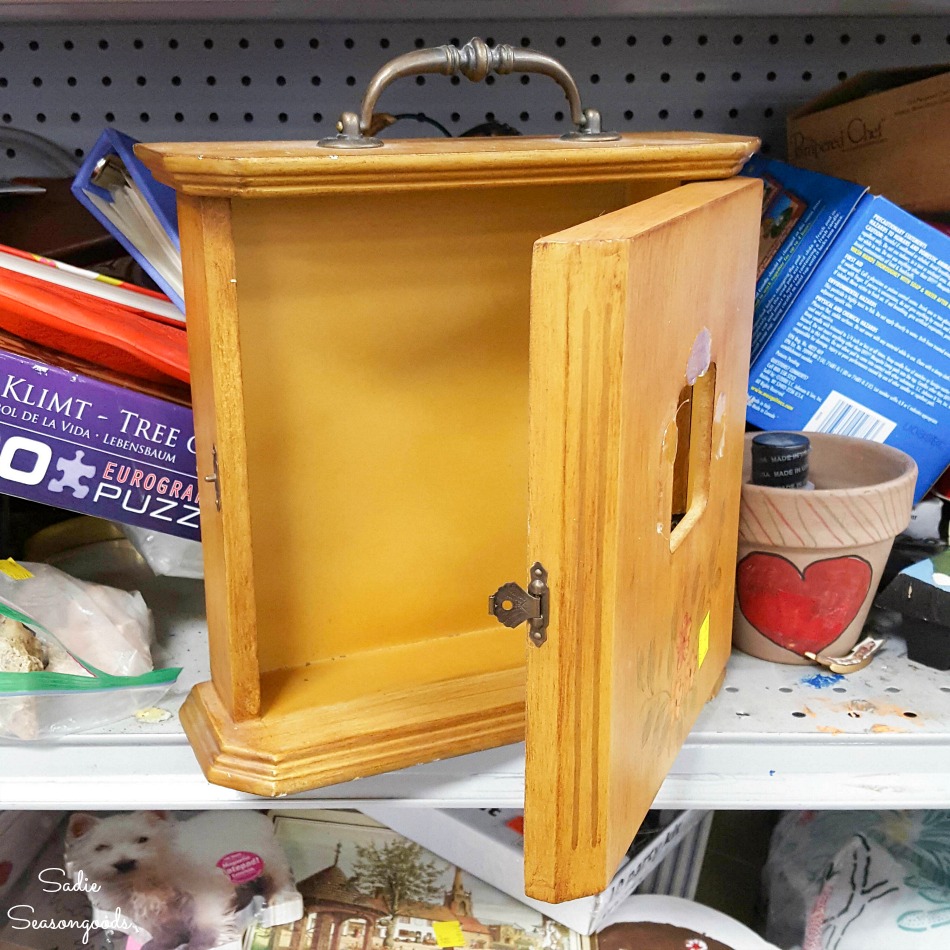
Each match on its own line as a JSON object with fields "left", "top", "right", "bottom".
{"left": 524, "top": 178, "right": 762, "bottom": 902}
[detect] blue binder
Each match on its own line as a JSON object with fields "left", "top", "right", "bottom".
{"left": 71, "top": 128, "right": 184, "bottom": 312}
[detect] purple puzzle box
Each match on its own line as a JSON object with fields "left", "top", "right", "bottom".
{"left": 0, "top": 348, "right": 198, "bottom": 540}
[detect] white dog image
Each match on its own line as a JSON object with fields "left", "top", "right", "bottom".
{"left": 65, "top": 811, "right": 298, "bottom": 950}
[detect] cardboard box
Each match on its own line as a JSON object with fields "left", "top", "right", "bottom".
{"left": 741, "top": 156, "right": 950, "bottom": 504}
{"left": 787, "top": 65, "right": 950, "bottom": 216}
{"left": 359, "top": 807, "right": 711, "bottom": 935}
{"left": 0, "top": 348, "right": 198, "bottom": 539}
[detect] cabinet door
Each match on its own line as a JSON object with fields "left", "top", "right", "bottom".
{"left": 523, "top": 178, "right": 761, "bottom": 902}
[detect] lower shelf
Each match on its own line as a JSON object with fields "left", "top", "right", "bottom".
{"left": 3, "top": 577, "right": 950, "bottom": 810}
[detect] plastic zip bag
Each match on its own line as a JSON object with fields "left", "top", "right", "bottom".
{"left": 0, "top": 561, "right": 157, "bottom": 675}
{"left": 0, "top": 565, "right": 180, "bottom": 739}
{"left": 122, "top": 523, "right": 204, "bottom": 579}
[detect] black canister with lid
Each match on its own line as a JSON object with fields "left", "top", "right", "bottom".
{"left": 750, "top": 432, "right": 811, "bottom": 489}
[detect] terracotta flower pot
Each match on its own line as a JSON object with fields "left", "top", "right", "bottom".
{"left": 733, "top": 431, "right": 917, "bottom": 664}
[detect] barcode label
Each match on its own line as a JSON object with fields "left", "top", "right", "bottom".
{"left": 805, "top": 390, "right": 897, "bottom": 442}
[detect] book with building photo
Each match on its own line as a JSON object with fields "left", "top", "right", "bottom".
{"left": 251, "top": 811, "right": 590, "bottom": 950}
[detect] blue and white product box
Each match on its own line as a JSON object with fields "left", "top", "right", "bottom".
{"left": 740, "top": 155, "right": 950, "bottom": 503}
{"left": 0, "top": 349, "right": 199, "bottom": 539}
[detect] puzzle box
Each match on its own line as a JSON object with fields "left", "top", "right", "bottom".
{"left": 0, "top": 347, "right": 198, "bottom": 540}
{"left": 258, "top": 810, "right": 591, "bottom": 950}
{"left": 741, "top": 156, "right": 950, "bottom": 503}
{"left": 359, "top": 807, "right": 712, "bottom": 935}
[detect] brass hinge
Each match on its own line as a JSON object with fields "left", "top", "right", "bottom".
{"left": 489, "top": 562, "right": 549, "bottom": 647}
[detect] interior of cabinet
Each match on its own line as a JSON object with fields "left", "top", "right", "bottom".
{"left": 227, "top": 180, "right": 664, "bottom": 706}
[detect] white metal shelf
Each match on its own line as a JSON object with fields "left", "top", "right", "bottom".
{"left": 3, "top": 580, "right": 949, "bottom": 810}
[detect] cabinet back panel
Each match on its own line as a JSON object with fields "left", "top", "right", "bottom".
{"left": 229, "top": 181, "right": 630, "bottom": 673}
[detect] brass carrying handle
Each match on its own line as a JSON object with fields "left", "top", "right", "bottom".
{"left": 318, "top": 36, "right": 620, "bottom": 148}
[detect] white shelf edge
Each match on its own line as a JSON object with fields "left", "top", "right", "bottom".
{"left": 4, "top": 645, "right": 950, "bottom": 810}
{"left": 5, "top": 732, "right": 950, "bottom": 811}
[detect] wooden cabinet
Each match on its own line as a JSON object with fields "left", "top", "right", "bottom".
{"left": 138, "top": 131, "right": 760, "bottom": 901}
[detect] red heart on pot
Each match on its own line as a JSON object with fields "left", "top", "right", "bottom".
{"left": 0, "top": 859, "right": 12, "bottom": 887}
{"left": 737, "top": 552, "right": 872, "bottom": 656}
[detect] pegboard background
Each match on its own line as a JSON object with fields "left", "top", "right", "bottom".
{"left": 0, "top": 16, "right": 947, "bottom": 175}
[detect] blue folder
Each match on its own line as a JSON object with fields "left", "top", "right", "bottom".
{"left": 71, "top": 128, "right": 183, "bottom": 312}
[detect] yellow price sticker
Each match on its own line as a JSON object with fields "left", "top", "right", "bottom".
{"left": 432, "top": 922, "right": 465, "bottom": 948}
{"left": 0, "top": 558, "right": 32, "bottom": 581}
{"left": 698, "top": 611, "right": 710, "bottom": 669}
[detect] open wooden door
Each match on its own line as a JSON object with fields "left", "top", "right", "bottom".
{"left": 523, "top": 177, "right": 762, "bottom": 902}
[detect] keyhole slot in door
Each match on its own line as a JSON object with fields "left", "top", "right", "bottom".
{"left": 670, "top": 363, "right": 717, "bottom": 550}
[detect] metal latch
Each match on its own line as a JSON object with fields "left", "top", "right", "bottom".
{"left": 489, "top": 562, "right": 549, "bottom": 647}
{"left": 204, "top": 444, "right": 221, "bottom": 511}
